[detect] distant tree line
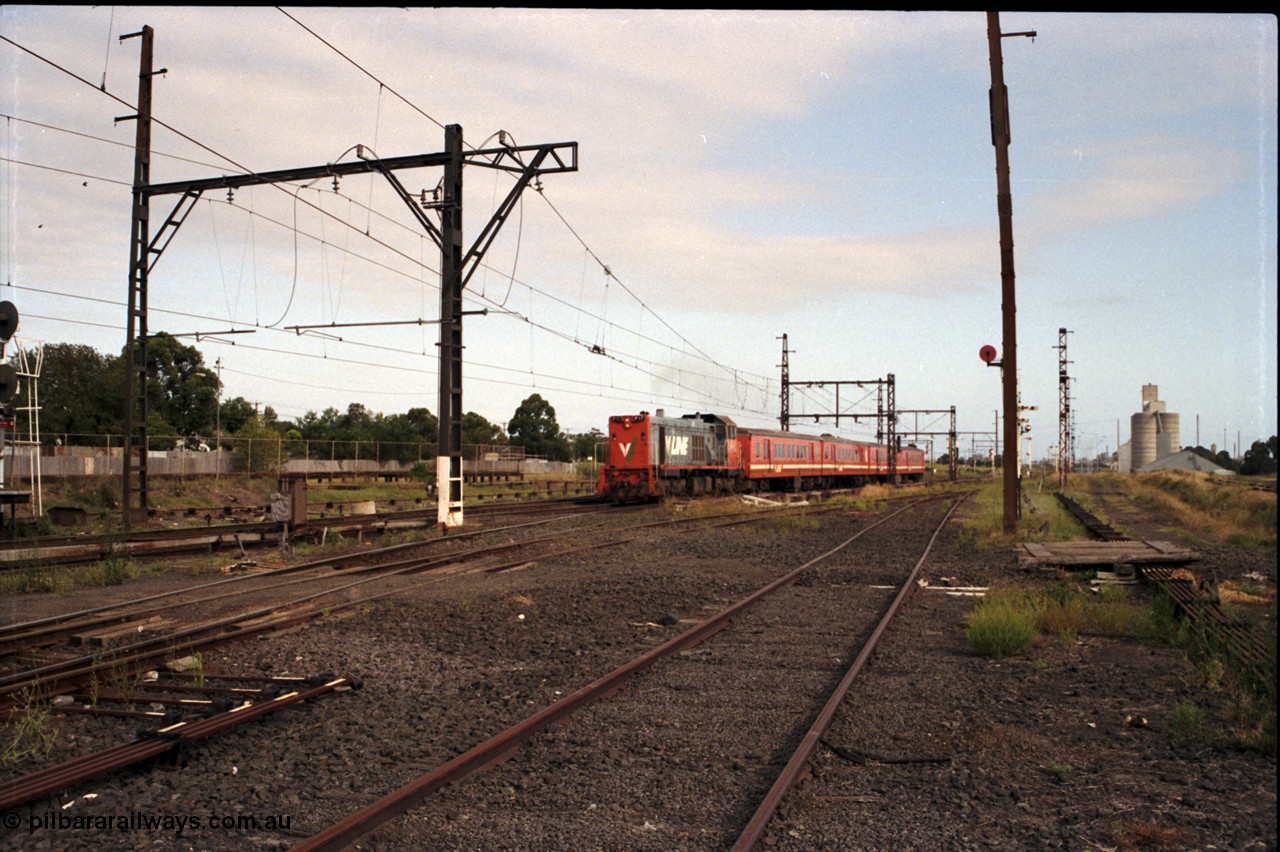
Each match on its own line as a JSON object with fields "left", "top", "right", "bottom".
{"left": 24, "top": 340, "right": 606, "bottom": 464}
{"left": 1187, "top": 439, "right": 1278, "bottom": 476}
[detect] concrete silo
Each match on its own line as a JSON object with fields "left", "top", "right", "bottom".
{"left": 1156, "top": 412, "right": 1180, "bottom": 460}
{"left": 1131, "top": 413, "right": 1158, "bottom": 470}
{"left": 1128, "top": 385, "right": 1181, "bottom": 472}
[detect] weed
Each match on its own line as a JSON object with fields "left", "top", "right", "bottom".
{"left": 1127, "top": 471, "right": 1277, "bottom": 548}
{"left": 764, "top": 514, "right": 820, "bottom": 532}
{"left": 1168, "top": 699, "right": 1209, "bottom": 748}
{"left": 190, "top": 651, "right": 205, "bottom": 687}
{"left": 1, "top": 688, "right": 58, "bottom": 765}
{"left": 1037, "top": 583, "right": 1085, "bottom": 640}
{"left": 1085, "top": 585, "right": 1140, "bottom": 637}
{"left": 1, "top": 562, "right": 71, "bottom": 595}
{"left": 1044, "top": 760, "right": 1073, "bottom": 783}
{"left": 955, "top": 483, "right": 1085, "bottom": 548}
{"left": 72, "top": 549, "right": 140, "bottom": 587}
{"left": 963, "top": 588, "right": 1039, "bottom": 658}
{"left": 454, "top": 591, "right": 479, "bottom": 618}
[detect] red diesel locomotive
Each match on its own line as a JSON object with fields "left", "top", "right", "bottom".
{"left": 599, "top": 410, "right": 925, "bottom": 501}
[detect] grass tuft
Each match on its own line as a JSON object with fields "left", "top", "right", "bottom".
{"left": 963, "top": 587, "right": 1040, "bottom": 658}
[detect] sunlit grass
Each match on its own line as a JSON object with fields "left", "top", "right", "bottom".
{"left": 954, "top": 482, "right": 1085, "bottom": 548}
{"left": 1128, "top": 471, "right": 1276, "bottom": 548}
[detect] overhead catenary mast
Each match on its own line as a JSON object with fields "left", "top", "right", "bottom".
{"left": 119, "top": 26, "right": 577, "bottom": 531}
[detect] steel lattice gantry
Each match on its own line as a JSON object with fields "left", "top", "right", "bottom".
{"left": 120, "top": 35, "right": 576, "bottom": 529}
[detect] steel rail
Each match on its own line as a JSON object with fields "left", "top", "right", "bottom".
{"left": 0, "top": 496, "right": 609, "bottom": 570}
{"left": 0, "top": 676, "right": 354, "bottom": 811}
{"left": 732, "top": 491, "right": 971, "bottom": 850}
{"left": 1054, "top": 492, "right": 1127, "bottom": 541}
{"left": 0, "top": 503, "right": 764, "bottom": 705}
{"left": 0, "top": 522, "right": 587, "bottom": 655}
{"left": 0, "top": 512, "right": 588, "bottom": 639}
{"left": 292, "top": 497, "right": 936, "bottom": 851}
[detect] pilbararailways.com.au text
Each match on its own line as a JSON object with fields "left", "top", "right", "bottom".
{"left": 10, "top": 810, "right": 293, "bottom": 836}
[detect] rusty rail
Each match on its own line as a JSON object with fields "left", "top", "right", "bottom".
{"left": 292, "top": 497, "right": 944, "bottom": 851}
{"left": 732, "top": 492, "right": 971, "bottom": 850}
{"left": 0, "top": 674, "right": 356, "bottom": 812}
{"left": 1055, "top": 492, "right": 1127, "bottom": 541}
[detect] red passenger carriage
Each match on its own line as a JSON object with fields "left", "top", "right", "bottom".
{"left": 599, "top": 411, "right": 924, "bottom": 501}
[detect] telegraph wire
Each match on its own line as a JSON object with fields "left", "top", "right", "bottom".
{"left": 22, "top": 308, "right": 760, "bottom": 422}
{"left": 533, "top": 189, "right": 754, "bottom": 387}
{"left": 3, "top": 27, "right": 778, "bottom": 404}
{"left": 0, "top": 111, "right": 241, "bottom": 173}
{"left": 0, "top": 155, "right": 130, "bottom": 186}
{"left": 270, "top": 9, "right": 776, "bottom": 394}
{"left": 196, "top": 193, "right": 759, "bottom": 394}
{"left": 15, "top": 282, "right": 768, "bottom": 417}
{"left": 2, "top": 27, "right": 780, "bottom": 421}
{"left": 275, "top": 7, "right": 446, "bottom": 134}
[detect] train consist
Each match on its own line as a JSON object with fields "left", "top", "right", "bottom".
{"left": 598, "top": 410, "right": 925, "bottom": 501}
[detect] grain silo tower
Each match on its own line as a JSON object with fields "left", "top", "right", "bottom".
{"left": 1129, "top": 385, "right": 1181, "bottom": 472}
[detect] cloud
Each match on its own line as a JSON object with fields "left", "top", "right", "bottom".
{"left": 1025, "top": 136, "right": 1244, "bottom": 234}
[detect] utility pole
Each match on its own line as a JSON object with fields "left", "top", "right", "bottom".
{"left": 896, "top": 406, "right": 959, "bottom": 481}
{"left": 987, "top": 12, "right": 1035, "bottom": 532}
{"left": 120, "top": 25, "right": 164, "bottom": 530}
{"left": 777, "top": 333, "right": 791, "bottom": 432}
{"left": 214, "top": 356, "right": 222, "bottom": 480}
{"left": 784, "top": 372, "right": 896, "bottom": 480}
{"left": 436, "top": 125, "right": 467, "bottom": 528}
{"left": 1056, "top": 327, "right": 1072, "bottom": 490}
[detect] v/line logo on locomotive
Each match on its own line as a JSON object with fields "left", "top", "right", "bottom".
{"left": 665, "top": 434, "right": 690, "bottom": 458}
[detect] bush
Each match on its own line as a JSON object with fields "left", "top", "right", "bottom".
{"left": 1168, "top": 699, "right": 1209, "bottom": 747}
{"left": 964, "top": 589, "right": 1039, "bottom": 658}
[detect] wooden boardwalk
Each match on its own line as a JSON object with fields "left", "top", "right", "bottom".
{"left": 1015, "top": 540, "right": 1198, "bottom": 568}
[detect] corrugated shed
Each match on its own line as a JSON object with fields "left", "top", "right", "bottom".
{"left": 1136, "top": 449, "right": 1235, "bottom": 476}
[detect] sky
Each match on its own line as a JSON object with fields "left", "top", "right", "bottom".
{"left": 1, "top": 8, "right": 1276, "bottom": 462}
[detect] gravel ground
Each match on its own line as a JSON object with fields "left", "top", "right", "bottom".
{"left": 1, "top": 492, "right": 1275, "bottom": 851}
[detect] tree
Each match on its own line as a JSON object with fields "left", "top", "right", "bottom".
{"left": 1187, "top": 445, "right": 1240, "bottom": 472}
{"left": 232, "top": 415, "right": 284, "bottom": 473}
{"left": 373, "top": 411, "right": 435, "bottom": 463}
{"left": 403, "top": 407, "right": 439, "bottom": 446}
{"left": 138, "top": 333, "right": 220, "bottom": 437}
{"left": 568, "top": 428, "right": 604, "bottom": 461}
{"left": 219, "top": 396, "right": 256, "bottom": 437}
{"left": 32, "top": 343, "right": 123, "bottom": 443}
{"left": 1239, "top": 436, "right": 1278, "bottom": 476}
{"left": 507, "top": 394, "right": 570, "bottom": 461}
{"left": 461, "top": 411, "right": 505, "bottom": 448}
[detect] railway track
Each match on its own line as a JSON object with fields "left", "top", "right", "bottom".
{"left": 0, "top": 493, "right": 945, "bottom": 836}
{"left": 0, "top": 497, "right": 848, "bottom": 713}
{"left": 0, "top": 495, "right": 604, "bottom": 571}
{"left": 1055, "top": 491, "right": 1274, "bottom": 678}
{"left": 0, "top": 506, "right": 626, "bottom": 711}
{"left": 293, "top": 492, "right": 968, "bottom": 850}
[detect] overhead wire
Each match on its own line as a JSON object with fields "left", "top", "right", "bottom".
{"left": 5, "top": 20, "right": 782, "bottom": 425}
{"left": 272, "top": 8, "right": 779, "bottom": 404}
